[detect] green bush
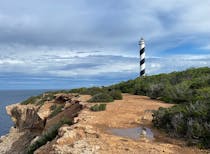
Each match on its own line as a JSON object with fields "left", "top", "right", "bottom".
{"left": 27, "top": 118, "right": 72, "bottom": 154}
{"left": 108, "top": 90, "right": 122, "bottom": 100}
{"left": 20, "top": 92, "right": 56, "bottom": 106}
{"left": 152, "top": 101, "right": 210, "bottom": 148}
{"left": 110, "top": 67, "right": 210, "bottom": 104}
{"left": 90, "top": 104, "right": 107, "bottom": 111}
{"left": 88, "top": 93, "right": 114, "bottom": 102}
{"left": 69, "top": 87, "right": 105, "bottom": 96}
{"left": 21, "top": 95, "right": 41, "bottom": 105}
{"left": 69, "top": 87, "right": 123, "bottom": 101}
{"left": 195, "top": 87, "right": 210, "bottom": 101}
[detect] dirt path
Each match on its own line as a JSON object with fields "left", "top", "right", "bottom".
{"left": 36, "top": 94, "right": 208, "bottom": 154}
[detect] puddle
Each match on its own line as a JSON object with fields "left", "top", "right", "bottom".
{"left": 108, "top": 127, "right": 154, "bottom": 140}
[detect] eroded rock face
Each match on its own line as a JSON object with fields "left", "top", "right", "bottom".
{"left": 34, "top": 123, "right": 101, "bottom": 154}
{"left": 2, "top": 93, "right": 84, "bottom": 154}
{"left": 6, "top": 104, "right": 46, "bottom": 130}
{"left": 0, "top": 128, "right": 36, "bottom": 154}
{"left": 54, "top": 93, "right": 74, "bottom": 104}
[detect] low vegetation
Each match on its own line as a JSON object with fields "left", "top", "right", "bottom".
{"left": 90, "top": 104, "right": 107, "bottom": 111}
{"left": 48, "top": 104, "right": 64, "bottom": 118}
{"left": 69, "top": 87, "right": 105, "bottom": 96}
{"left": 20, "top": 87, "right": 122, "bottom": 105}
{"left": 110, "top": 67, "right": 210, "bottom": 103}
{"left": 69, "top": 87, "right": 122, "bottom": 102}
{"left": 27, "top": 118, "right": 72, "bottom": 154}
{"left": 21, "top": 93, "right": 55, "bottom": 106}
{"left": 109, "top": 90, "right": 122, "bottom": 100}
{"left": 152, "top": 100, "right": 210, "bottom": 148}
{"left": 88, "top": 93, "right": 114, "bottom": 102}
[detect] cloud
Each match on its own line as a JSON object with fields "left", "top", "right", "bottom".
{"left": 0, "top": 0, "right": 210, "bottom": 89}
{"left": 1, "top": 50, "right": 210, "bottom": 89}
{"left": 1, "top": 46, "right": 210, "bottom": 77}
{"left": 0, "top": 0, "right": 209, "bottom": 54}
{"left": 0, "top": 59, "right": 24, "bottom": 65}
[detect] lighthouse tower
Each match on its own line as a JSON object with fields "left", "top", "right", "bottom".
{"left": 139, "top": 38, "right": 146, "bottom": 77}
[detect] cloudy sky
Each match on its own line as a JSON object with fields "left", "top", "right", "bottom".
{"left": 0, "top": 0, "right": 210, "bottom": 89}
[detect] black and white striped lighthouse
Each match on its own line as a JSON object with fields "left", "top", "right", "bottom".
{"left": 139, "top": 38, "right": 146, "bottom": 77}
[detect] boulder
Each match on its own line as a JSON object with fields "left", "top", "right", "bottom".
{"left": 6, "top": 104, "right": 46, "bottom": 130}
{"left": 54, "top": 93, "right": 74, "bottom": 104}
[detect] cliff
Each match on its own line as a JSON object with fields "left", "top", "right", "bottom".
{"left": 6, "top": 104, "right": 45, "bottom": 130}
{"left": 0, "top": 93, "right": 83, "bottom": 154}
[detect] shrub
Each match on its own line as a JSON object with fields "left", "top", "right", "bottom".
{"left": 88, "top": 93, "right": 113, "bottom": 102}
{"left": 90, "top": 104, "right": 107, "bottom": 111}
{"left": 108, "top": 90, "right": 122, "bottom": 100}
{"left": 152, "top": 101, "right": 210, "bottom": 148}
{"left": 110, "top": 67, "right": 210, "bottom": 104}
{"left": 146, "top": 83, "right": 164, "bottom": 99}
{"left": 161, "top": 82, "right": 193, "bottom": 103}
{"left": 20, "top": 92, "right": 56, "bottom": 106}
{"left": 195, "top": 87, "right": 210, "bottom": 101}
{"left": 21, "top": 95, "right": 41, "bottom": 105}
{"left": 69, "top": 87, "right": 105, "bottom": 96}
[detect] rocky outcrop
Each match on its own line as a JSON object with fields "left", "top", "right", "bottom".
{"left": 34, "top": 122, "right": 101, "bottom": 154}
{"left": 0, "top": 128, "right": 36, "bottom": 154}
{"left": 5, "top": 94, "right": 82, "bottom": 131}
{"left": 6, "top": 104, "right": 46, "bottom": 130}
{"left": 54, "top": 93, "right": 78, "bottom": 104}
{"left": 0, "top": 93, "right": 84, "bottom": 154}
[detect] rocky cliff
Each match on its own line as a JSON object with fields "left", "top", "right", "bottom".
{"left": 0, "top": 93, "right": 83, "bottom": 154}
{"left": 6, "top": 104, "right": 45, "bottom": 131}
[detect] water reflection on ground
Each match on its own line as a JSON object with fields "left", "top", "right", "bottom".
{"left": 108, "top": 126, "right": 154, "bottom": 140}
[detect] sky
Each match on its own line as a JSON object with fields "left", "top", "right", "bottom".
{"left": 0, "top": 0, "right": 210, "bottom": 89}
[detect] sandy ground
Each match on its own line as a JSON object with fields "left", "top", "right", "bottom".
{"left": 75, "top": 93, "right": 208, "bottom": 154}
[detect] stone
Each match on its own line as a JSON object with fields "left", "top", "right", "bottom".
{"left": 6, "top": 104, "right": 46, "bottom": 130}
{"left": 54, "top": 93, "right": 74, "bottom": 104}
{"left": 140, "top": 127, "right": 147, "bottom": 137}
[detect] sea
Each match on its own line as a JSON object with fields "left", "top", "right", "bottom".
{"left": 0, "top": 90, "right": 50, "bottom": 137}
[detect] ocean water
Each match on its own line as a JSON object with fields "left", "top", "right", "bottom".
{"left": 0, "top": 90, "right": 48, "bottom": 137}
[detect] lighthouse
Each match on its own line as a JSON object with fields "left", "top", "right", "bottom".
{"left": 139, "top": 38, "right": 146, "bottom": 77}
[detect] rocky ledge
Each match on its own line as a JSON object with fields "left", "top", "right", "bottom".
{"left": 6, "top": 104, "right": 45, "bottom": 131}
{"left": 0, "top": 93, "right": 83, "bottom": 154}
